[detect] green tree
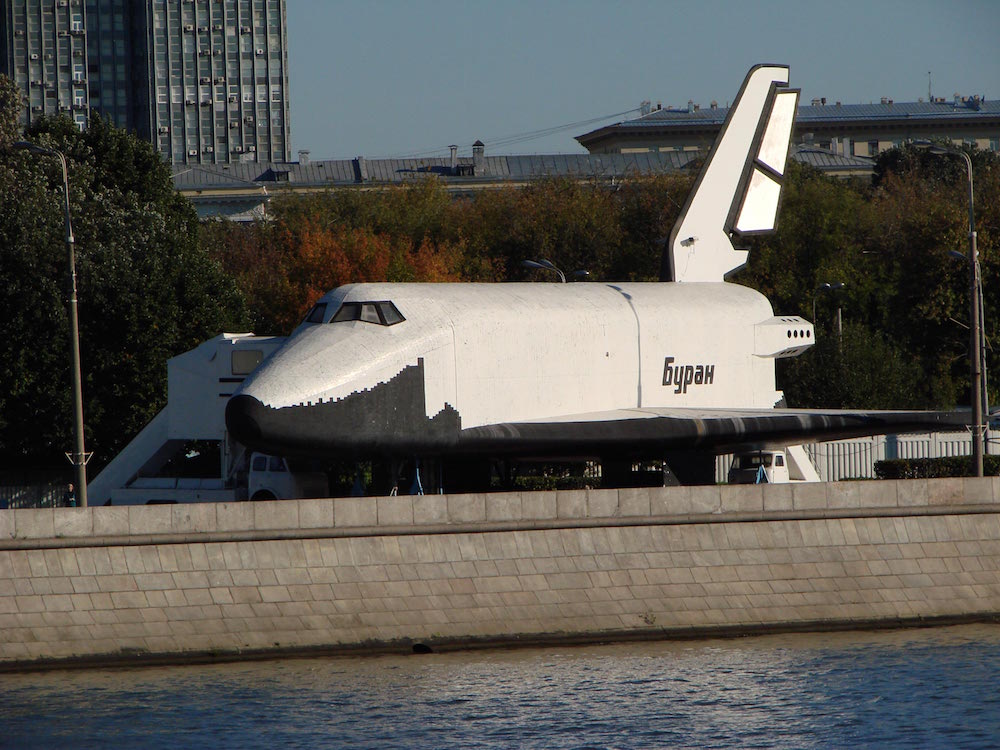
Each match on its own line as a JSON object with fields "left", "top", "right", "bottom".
{"left": 616, "top": 171, "right": 694, "bottom": 281}
{"left": 738, "top": 162, "right": 869, "bottom": 316}
{"left": 778, "top": 322, "right": 927, "bottom": 409}
{"left": 453, "top": 175, "right": 679, "bottom": 283}
{"left": 0, "top": 114, "right": 249, "bottom": 472}
{"left": 0, "top": 75, "right": 21, "bottom": 147}
{"left": 739, "top": 147, "right": 1000, "bottom": 410}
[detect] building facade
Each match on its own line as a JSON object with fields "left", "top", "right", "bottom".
{"left": 142, "top": 0, "right": 290, "bottom": 164}
{"left": 577, "top": 97, "right": 1000, "bottom": 158}
{"left": 0, "top": 0, "right": 90, "bottom": 131}
{"left": 83, "top": 1, "right": 150, "bottom": 138}
{"left": 0, "top": 0, "right": 290, "bottom": 164}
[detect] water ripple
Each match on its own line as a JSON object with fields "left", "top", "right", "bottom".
{"left": 3, "top": 625, "right": 1000, "bottom": 749}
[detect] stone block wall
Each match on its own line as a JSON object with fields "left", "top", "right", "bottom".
{"left": 2, "top": 478, "right": 999, "bottom": 668}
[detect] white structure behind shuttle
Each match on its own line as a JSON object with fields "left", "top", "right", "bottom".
{"left": 669, "top": 65, "right": 799, "bottom": 282}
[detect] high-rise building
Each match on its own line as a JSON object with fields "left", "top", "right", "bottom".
{"left": 1, "top": 0, "right": 290, "bottom": 164}
{"left": 139, "top": 0, "right": 291, "bottom": 164}
{"left": 84, "top": 1, "right": 151, "bottom": 138}
{"left": 0, "top": 0, "right": 91, "bottom": 132}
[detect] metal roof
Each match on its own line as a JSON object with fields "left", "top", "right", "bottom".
{"left": 791, "top": 145, "right": 875, "bottom": 170}
{"left": 176, "top": 148, "right": 874, "bottom": 220}
{"left": 173, "top": 152, "right": 704, "bottom": 192}
{"left": 577, "top": 97, "right": 1000, "bottom": 143}
{"left": 175, "top": 148, "right": 874, "bottom": 194}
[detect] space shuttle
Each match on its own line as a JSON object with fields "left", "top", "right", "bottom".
{"left": 226, "top": 65, "right": 964, "bottom": 486}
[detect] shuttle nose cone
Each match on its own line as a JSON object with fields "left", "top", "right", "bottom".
{"left": 226, "top": 394, "right": 265, "bottom": 446}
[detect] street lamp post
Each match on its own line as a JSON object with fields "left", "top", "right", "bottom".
{"left": 913, "top": 140, "right": 985, "bottom": 476}
{"left": 522, "top": 258, "right": 566, "bottom": 283}
{"left": 14, "top": 141, "right": 89, "bottom": 506}
{"left": 521, "top": 259, "right": 591, "bottom": 283}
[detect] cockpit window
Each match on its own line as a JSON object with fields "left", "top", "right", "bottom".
{"left": 303, "top": 302, "right": 327, "bottom": 324}
{"left": 331, "top": 303, "right": 366, "bottom": 323}
{"left": 379, "top": 302, "right": 404, "bottom": 325}
{"left": 331, "top": 301, "right": 405, "bottom": 326}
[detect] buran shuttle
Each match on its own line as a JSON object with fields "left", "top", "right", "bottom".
{"left": 226, "top": 65, "right": 964, "bottom": 486}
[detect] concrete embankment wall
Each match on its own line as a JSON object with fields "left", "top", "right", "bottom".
{"left": 3, "top": 478, "right": 1000, "bottom": 668}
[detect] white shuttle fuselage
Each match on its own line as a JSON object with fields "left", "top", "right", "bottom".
{"left": 232, "top": 281, "right": 811, "bottom": 453}
{"left": 226, "top": 65, "right": 965, "bottom": 467}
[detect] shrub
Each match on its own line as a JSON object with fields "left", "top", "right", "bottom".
{"left": 874, "top": 455, "right": 1000, "bottom": 479}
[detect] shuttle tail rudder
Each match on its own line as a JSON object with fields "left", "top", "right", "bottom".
{"left": 663, "top": 65, "right": 800, "bottom": 283}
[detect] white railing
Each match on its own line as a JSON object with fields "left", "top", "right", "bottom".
{"left": 716, "top": 430, "right": 996, "bottom": 483}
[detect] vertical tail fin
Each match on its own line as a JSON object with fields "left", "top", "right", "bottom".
{"left": 664, "top": 65, "right": 800, "bottom": 282}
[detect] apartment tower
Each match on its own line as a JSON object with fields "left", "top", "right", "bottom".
{"left": 0, "top": 0, "right": 290, "bottom": 164}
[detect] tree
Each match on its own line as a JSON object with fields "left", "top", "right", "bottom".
{"left": 778, "top": 322, "right": 927, "bottom": 409}
{"left": 0, "top": 114, "right": 249, "bottom": 472}
{"left": 203, "top": 190, "right": 466, "bottom": 335}
{"left": 448, "top": 174, "right": 690, "bottom": 283}
{"left": 0, "top": 75, "right": 21, "bottom": 148}
{"left": 615, "top": 171, "right": 694, "bottom": 281}
{"left": 740, "top": 149, "right": 1000, "bottom": 410}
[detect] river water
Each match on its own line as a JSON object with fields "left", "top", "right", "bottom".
{"left": 2, "top": 624, "right": 999, "bottom": 749}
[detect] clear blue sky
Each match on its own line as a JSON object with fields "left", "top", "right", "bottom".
{"left": 286, "top": 0, "right": 1000, "bottom": 160}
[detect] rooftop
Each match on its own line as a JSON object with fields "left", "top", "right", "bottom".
{"left": 174, "top": 146, "right": 871, "bottom": 193}
{"left": 173, "top": 151, "right": 701, "bottom": 192}
{"left": 577, "top": 95, "right": 1000, "bottom": 146}
{"left": 174, "top": 146, "right": 874, "bottom": 220}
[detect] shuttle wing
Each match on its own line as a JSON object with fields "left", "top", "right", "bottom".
{"left": 457, "top": 406, "right": 969, "bottom": 458}
{"left": 229, "top": 384, "right": 966, "bottom": 461}
{"left": 666, "top": 64, "right": 800, "bottom": 282}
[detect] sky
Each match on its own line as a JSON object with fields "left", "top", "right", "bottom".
{"left": 286, "top": 0, "right": 1000, "bottom": 160}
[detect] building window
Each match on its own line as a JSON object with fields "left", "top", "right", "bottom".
{"left": 867, "top": 141, "right": 879, "bottom": 156}
{"left": 990, "top": 138, "right": 999, "bottom": 152}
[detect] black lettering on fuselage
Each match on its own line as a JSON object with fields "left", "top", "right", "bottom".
{"left": 662, "top": 356, "right": 715, "bottom": 394}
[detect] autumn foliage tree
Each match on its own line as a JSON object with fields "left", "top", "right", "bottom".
{"left": 203, "top": 187, "right": 467, "bottom": 334}
{"left": 203, "top": 173, "right": 695, "bottom": 334}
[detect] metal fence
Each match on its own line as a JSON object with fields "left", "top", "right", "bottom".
{"left": 716, "top": 430, "right": 996, "bottom": 483}
{"left": 0, "top": 479, "right": 72, "bottom": 509}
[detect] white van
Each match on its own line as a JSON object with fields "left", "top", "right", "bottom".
{"left": 728, "top": 449, "right": 790, "bottom": 484}
{"left": 248, "top": 453, "right": 329, "bottom": 500}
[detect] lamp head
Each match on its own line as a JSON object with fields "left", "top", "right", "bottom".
{"left": 13, "top": 140, "right": 48, "bottom": 155}
{"left": 911, "top": 139, "right": 953, "bottom": 156}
